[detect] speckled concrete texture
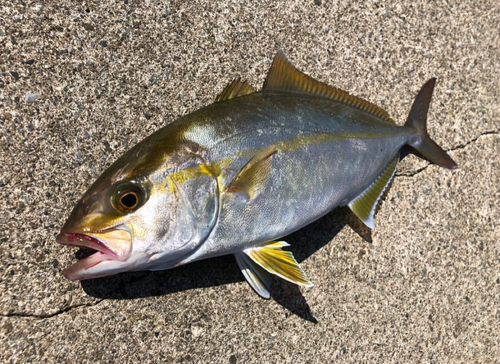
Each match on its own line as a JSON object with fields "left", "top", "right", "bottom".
{"left": 1, "top": 1, "right": 499, "bottom": 363}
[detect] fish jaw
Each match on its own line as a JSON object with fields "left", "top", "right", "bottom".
{"left": 57, "top": 228, "right": 133, "bottom": 280}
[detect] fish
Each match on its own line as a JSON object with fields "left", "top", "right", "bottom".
{"left": 57, "top": 51, "right": 457, "bottom": 298}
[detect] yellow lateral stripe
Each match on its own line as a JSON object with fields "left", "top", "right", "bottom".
{"left": 235, "top": 129, "right": 394, "bottom": 161}
{"left": 164, "top": 161, "right": 225, "bottom": 194}
{"left": 246, "top": 242, "right": 313, "bottom": 287}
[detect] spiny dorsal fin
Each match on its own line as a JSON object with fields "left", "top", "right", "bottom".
{"left": 235, "top": 252, "right": 271, "bottom": 299}
{"left": 227, "top": 145, "right": 276, "bottom": 201}
{"left": 216, "top": 79, "right": 256, "bottom": 102}
{"left": 264, "top": 50, "right": 395, "bottom": 123}
{"left": 244, "top": 241, "right": 313, "bottom": 287}
{"left": 348, "top": 155, "right": 399, "bottom": 229}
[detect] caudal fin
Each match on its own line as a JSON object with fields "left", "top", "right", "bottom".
{"left": 405, "top": 78, "right": 458, "bottom": 170}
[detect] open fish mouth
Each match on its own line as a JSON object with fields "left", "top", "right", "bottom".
{"left": 56, "top": 229, "right": 132, "bottom": 280}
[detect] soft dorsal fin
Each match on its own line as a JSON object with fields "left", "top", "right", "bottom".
{"left": 243, "top": 241, "right": 313, "bottom": 288}
{"left": 263, "top": 50, "right": 395, "bottom": 123}
{"left": 227, "top": 145, "right": 277, "bottom": 201}
{"left": 216, "top": 79, "right": 256, "bottom": 102}
{"left": 348, "top": 155, "right": 399, "bottom": 229}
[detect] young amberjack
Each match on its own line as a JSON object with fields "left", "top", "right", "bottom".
{"left": 57, "top": 51, "right": 457, "bottom": 298}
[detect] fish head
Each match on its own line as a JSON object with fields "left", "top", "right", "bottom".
{"left": 57, "top": 140, "right": 220, "bottom": 280}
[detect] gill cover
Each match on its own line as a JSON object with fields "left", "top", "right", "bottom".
{"left": 148, "top": 156, "right": 220, "bottom": 269}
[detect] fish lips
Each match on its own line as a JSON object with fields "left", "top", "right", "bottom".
{"left": 57, "top": 228, "right": 132, "bottom": 280}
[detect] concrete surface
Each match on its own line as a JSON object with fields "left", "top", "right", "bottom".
{"left": 1, "top": 0, "right": 499, "bottom": 363}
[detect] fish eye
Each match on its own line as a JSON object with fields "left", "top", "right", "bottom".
{"left": 119, "top": 192, "right": 138, "bottom": 209}
{"left": 111, "top": 183, "right": 146, "bottom": 213}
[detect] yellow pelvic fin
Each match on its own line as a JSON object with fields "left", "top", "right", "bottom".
{"left": 234, "top": 252, "right": 271, "bottom": 299}
{"left": 216, "top": 79, "right": 256, "bottom": 102}
{"left": 348, "top": 155, "right": 399, "bottom": 229}
{"left": 245, "top": 241, "right": 313, "bottom": 287}
{"left": 227, "top": 145, "right": 276, "bottom": 201}
{"left": 264, "top": 50, "right": 395, "bottom": 123}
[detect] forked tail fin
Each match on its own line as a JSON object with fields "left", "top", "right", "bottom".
{"left": 405, "top": 78, "right": 458, "bottom": 170}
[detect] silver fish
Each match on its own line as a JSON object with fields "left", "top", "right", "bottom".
{"left": 57, "top": 51, "right": 457, "bottom": 298}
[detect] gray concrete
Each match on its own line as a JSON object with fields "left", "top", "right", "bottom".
{"left": 1, "top": 1, "right": 498, "bottom": 363}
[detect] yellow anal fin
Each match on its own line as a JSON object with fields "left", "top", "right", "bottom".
{"left": 348, "top": 155, "right": 399, "bottom": 229}
{"left": 216, "top": 79, "right": 256, "bottom": 102}
{"left": 263, "top": 50, "right": 395, "bottom": 124}
{"left": 235, "top": 252, "right": 271, "bottom": 299}
{"left": 227, "top": 145, "right": 276, "bottom": 201}
{"left": 245, "top": 241, "right": 313, "bottom": 287}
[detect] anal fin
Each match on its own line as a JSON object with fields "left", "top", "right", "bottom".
{"left": 235, "top": 252, "right": 271, "bottom": 299}
{"left": 244, "top": 241, "right": 313, "bottom": 288}
{"left": 348, "top": 155, "right": 399, "bottom": 229}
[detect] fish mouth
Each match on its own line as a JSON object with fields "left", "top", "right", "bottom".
{"left": 57, "top": 228, "right": 132, "bottom": 280}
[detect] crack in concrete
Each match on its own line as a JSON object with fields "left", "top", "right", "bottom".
{"left": 397, "top": 129, "right": 499, "bottom": 177}
{"left": 1, "top": 299, "right": 104, "bottom": 320}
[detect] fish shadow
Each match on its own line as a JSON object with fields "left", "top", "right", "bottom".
{"left": 81, "top": 206, "right": 372, "bottom": 322}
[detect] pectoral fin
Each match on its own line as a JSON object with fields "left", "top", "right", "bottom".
{"left": 243, "top": 241, "right": 313, "bottom": 288}
{"left": 348, "top": 155, "right": 399, "bottom": 229}
{"left": 235, "top": 252, "right": 271, "bottom": 299}
{"left": 227, "top": 145, "right": 277, "bottom": 201}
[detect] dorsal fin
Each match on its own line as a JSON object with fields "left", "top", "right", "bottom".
{"left": 216, "top": 79, "right": 255, "bottom": 102}
{"left": 263, "top": 50, "right": 395, "bottom": 123}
